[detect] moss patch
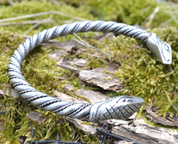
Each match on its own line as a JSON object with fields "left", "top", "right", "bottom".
{"left": 0, "top": 0, "right": 96, "bottom": 37}
{"left": 57, "top": 0, "right": 178, "bottom": 28}
{"left": 1, "top": 0, "right": 178, "bottom": 37}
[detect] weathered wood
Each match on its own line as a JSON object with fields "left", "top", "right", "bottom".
{"left": 145, "top": 105, "right": 178, "bottom": 127}
{"left": 78, "top": 68, "right": 123, "bottom": 91}
{"left": 111, "top": 124, "right": 175, "bottom": 144}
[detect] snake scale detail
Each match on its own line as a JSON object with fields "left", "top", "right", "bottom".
{"left": 8, "top": 21, "right": 172, "bottom": 122}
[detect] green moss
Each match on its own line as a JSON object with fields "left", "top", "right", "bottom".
{"left": 1, "top": 0, "right": 178, "bottom": 37}
{"left": 1, "top": 0, "right": 178, "bottom": 38}
{"left": 0, "top": 0, "right": 96, "bottom": 37}
{"left": 62, "top": 0, "right": 178, "bottom": 28}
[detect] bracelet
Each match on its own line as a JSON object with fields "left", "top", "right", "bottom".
{"left": 8, "top": 21, "right": 172, "bottom": 122}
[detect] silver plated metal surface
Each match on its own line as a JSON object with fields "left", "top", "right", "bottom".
{"left": 8, "top": 21, "right": 172, "bottom": 122}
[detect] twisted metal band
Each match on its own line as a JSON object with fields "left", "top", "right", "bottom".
{"left": 8, "top": 21, "right": 172, "bottom": 122}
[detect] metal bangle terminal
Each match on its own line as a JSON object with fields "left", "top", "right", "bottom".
{"left": 146, "top": 33, "right": 172, "bottom": 64}
{"left": 8, "top": 21, "right": 172, "bottom": 122}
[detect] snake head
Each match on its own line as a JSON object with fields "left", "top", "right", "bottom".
{"left": 146, "top": 33, "right": 172, "bottom": 65}
{"left": 89, "top": 96, "right": 145, "bottom": 122}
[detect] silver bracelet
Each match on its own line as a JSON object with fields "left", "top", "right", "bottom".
{"left": 8, "top": 21, "right": 172, "bottom": 122}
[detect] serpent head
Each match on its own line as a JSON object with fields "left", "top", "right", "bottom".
{"left": 89, "top": 96, "right": 145, "bottom": 122}
{"left": 146, "top": 33, "right": 172, "bottom": 65}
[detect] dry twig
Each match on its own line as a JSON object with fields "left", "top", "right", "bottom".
{"left": 0, "top": 11, "right": 86, "bottom": 23}
{"left": 8, "top": 0, "right": 14, "bottom": 6}
{"left": 167, "top": 11, "right": 178, "bottom": 26}
{"left": 143, "top": 7, "right": 159, "bottom": 27}
{"left": 24, "top": 17, "right": 53, "bottom": 35}
{"left": 0, "top": 19, "right": 53, "bottom": 26}
{"left": 72, "top": 33, "right": 111, "bottom": 58}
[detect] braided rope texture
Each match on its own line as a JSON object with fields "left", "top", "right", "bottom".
{"left": 8, "top": 21, "right": 147, "bottom": 122}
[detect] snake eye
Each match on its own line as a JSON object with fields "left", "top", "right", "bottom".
{"left": 164, "top": 43, "right": 169, "bottom": 51}
{"left": 123, "top": 98, "right": 133, "bottom": 102}
{"left": 162, "top": 43, "right": 171, "bottom": 62}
